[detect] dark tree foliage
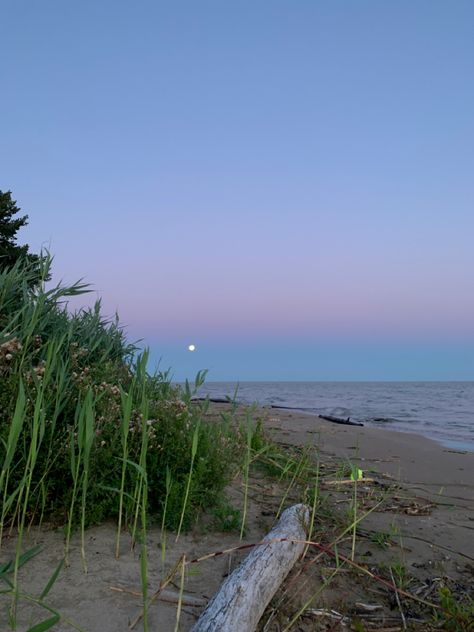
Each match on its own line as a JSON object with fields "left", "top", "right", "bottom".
{"left": 0, "top": 190, "right": 40, "bottom": 275}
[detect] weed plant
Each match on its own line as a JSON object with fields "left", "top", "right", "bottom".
{"left": 434, "top": 586, "right": 474, "bottom": 631}
{"left": 210, "top": 501, "right": 242, "bottom": 533}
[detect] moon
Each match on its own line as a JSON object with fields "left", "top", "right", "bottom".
{"left": 188, "top": 344, "right": 196, "bottom": 352}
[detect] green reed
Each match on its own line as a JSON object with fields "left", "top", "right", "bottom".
{"left": 174, "top": 554, "right": 186, "bottom": 632}
{"left": 276, "top": 447, "right": 310, "bottom": 519}
{"left": 0, "top": 380, "right": 26, "bottom": 549}
{"left": 130, "top": 354, "right": 150, "bottom": 549}
{"left": 78, "top": 390, "right": 95, "bottom": 572}
{"left": 115, "top": 376, "right": 136, "bottom": 558}
{"left": 303, "top": 451, "right": 320, "bottom": 557}
{"left": 175, "top": 419, "right": 200, "bottom": 542}
{"left": 240, "top": 414, "right": 254, "bottom": 540}
{"left": 0, "top": 256, "right": 247, "bottom": 628}
{"left": 65, "top": 403, "right": 81, "bottom": 566}
{"left": 160, "top": 465, "right": 172, "bottom": 571}
{"left": 9, "top": 341, "right": 60, "bottom": 625}
{"left": 139, "top": 472, "right": 149, "bottom": 632}
{"left": 350, "top": 462, "right": 360, "bottom": 561}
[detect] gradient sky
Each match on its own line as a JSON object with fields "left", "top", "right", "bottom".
{"left": 2, "top": 1, "right": 473, "bottom": 380}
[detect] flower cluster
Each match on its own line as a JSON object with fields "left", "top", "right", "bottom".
{"left": 0, "top": 337, "right": 22, "bottom": 365}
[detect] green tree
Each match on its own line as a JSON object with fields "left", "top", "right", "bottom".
{"left": 0, "top": 190, "right": 40, "bottom": 273}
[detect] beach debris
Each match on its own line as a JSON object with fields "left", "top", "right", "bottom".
{"left": 354, "top": 601, "right": 384, "bottom": 612}
{"left": 305, "top": 607, "right": 351, "bottom": 625}
{"left": 404, "top": 502, "right": 435, "bottom": 516}
{"left": 110, "top": 585, "right": 206, "bottom": 607}
{"left": 325, "top": 477, "right": 375, "bottom": 486}
{"left": 191, "top": 504, "right": 310, "bottom": 632}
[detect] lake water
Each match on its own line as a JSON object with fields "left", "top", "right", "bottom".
{"left": 197, "top": 381, "right": 474, "bottom": 452}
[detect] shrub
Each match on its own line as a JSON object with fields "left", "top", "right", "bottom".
{"left": 0, "top": 256, "right": 242, "bottom": 534}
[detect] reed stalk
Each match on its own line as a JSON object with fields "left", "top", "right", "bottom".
{"left": 79, "top": 389, "right": 95, "bottom": 572}
{"left": 0, "top": 380, "right": 26, "bottom": 549}
{"left": 303, "top": 453, "right": 320, "bottom": 558}
{"left": 115, "top": 377, "right": 135, "bottom": 558}
{"left": 174, "top": 555, "right": 186, "bottom": 632}
{"left": 276, "top": 447, "right": 309, "bottom": 519}
{"left": 140, "top": 475, "right": 149, "bottom": 632}
{"left": 130, "top": 354, "right": 149, "bottom": 548}
{"left": 350, "top": 462, "right": 360, "bottom": 562}
{"left": 9, "top": 340, "right": 61, "bottom": 626}
{"left": 175, "top": 419, "right": 200, "bottom": 542}
{"left": 65, "top": 398, "right": 86, "bottom": 566}
{"left": 160, "top": 466, "right": 172, "bottom": 571}
{"left": 240, "top": 416, "right": 253, "bottom": 540}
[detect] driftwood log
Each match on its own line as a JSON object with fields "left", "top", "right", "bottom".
{"left": 191, "top": 504, "right": 310, "bottom": 632}
{"left": 318, "top": 414, "right": 364, "bottom": 427}
{"left": 191, "top": 397, "right": 232, "bottom": 404}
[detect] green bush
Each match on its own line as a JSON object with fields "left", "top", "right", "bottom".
{"left": 0, "top": 256, "right": 243, "bottom": 534}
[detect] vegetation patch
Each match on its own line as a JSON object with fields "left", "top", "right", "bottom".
{"left": 0, "top": 256, "right": 248, "bottom": 629}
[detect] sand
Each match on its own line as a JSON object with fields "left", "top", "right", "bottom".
{"left": 265, "top": 407, "right": 474, "bottom": 561}
{"left": 2, "top": 404, "right": 473, "bottom": 631}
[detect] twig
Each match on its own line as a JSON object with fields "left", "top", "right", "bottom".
{"left": 325, "top": 477, "right": 375, "bottom": 486}
{"left": 306, "top": 607, "right": 350, "bottom": 625}
{"left": 174, "top": 555, "right": 186, "bottom": 632}
{"left": 129, "top": 554, "right": 184, "bottom": 629}
{"left": 110, "top": 586, "right": 206, "bottom": 607}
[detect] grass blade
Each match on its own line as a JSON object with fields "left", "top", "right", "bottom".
{"left": 26, "top": 614, "right": 60, "bottom": 632}
{"left": 39, "top": 558, "right": 64, "bottom": 600}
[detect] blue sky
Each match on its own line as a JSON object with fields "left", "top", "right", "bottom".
{"left": 1, "top": 1, "right": 473, "bottom": 380}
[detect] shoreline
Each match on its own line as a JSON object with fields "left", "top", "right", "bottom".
{"left": 197, "top": 380, "right": 474, "bottom": 453}
{"left": 268, "top": 403, "right": 474, "bottom": 454}
{"left": 260, "top": 404, "right": 474, "bottom": 495}
{"left": 258, "top": 403, "right": 474, "bottom": 564}
{"left": 199, "top": 396, "right": 474, "bottom": 453}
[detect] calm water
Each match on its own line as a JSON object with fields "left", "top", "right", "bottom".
{"left": 197, "top": 382, "right": 474, "bottom": 452}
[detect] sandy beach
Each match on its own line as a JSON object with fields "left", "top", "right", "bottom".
{"left": 265, "top": 406, "right": 474, "bottom": 557}
{"left": 2, "top": 403, "right": 473, "bottom": 631}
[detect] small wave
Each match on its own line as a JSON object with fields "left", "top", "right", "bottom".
{"left": 326, "top": 407, "right": 351, "bottom": 417}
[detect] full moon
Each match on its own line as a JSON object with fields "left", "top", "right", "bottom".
{"left": 188, "top": 344, "right": 196, "bottom": 352}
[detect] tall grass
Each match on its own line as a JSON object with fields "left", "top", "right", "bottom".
{"left": 10, "top": 340, "right": 62, "bottom": 623}
{"left": 0, "top": 255, "right": 244, "bottom": 628}
{"left": 0, "top": 380, "right": 26, "bottom": 547}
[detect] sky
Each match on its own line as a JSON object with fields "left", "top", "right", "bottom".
{"left": 1, "top": 1, "right": 473, "bottom": 381}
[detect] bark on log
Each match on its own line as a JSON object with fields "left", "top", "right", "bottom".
{"left": 191, "top": 504, "right": 310, "bottom": 632}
